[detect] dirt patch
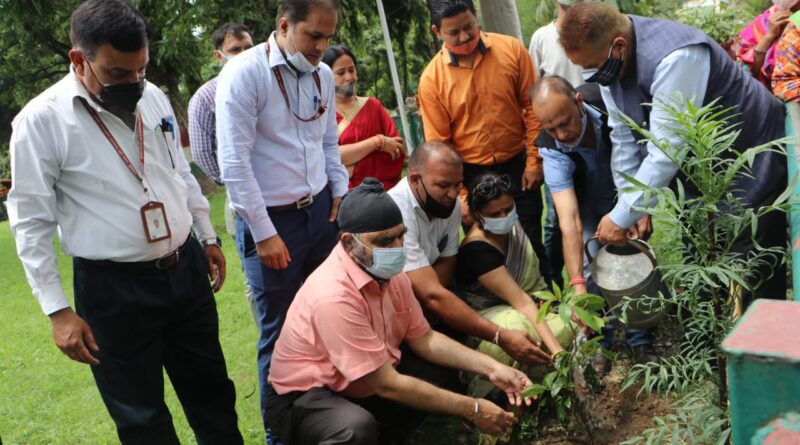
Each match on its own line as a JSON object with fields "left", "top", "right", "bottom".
{"left": 408, "top": 360, "right": 673, "bottom": 445}
{"left": 527, "top": 360, "right": 673, "bottom": 445}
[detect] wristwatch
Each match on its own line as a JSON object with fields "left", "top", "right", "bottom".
{"left": 200, "top": 236, "right": 222, "bottom": 248}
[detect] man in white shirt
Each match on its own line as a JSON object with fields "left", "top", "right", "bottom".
{"left": 388, "top": 142, "right": 551, "bottom": 368}
{"left": 528, "top": 0, "right": 585, "bottom": 87}
{"left": 7, "top": 1, "right": 242, "bottom": 443}
{"left": 214, "top": 0, "right": 348, "bottom": 440}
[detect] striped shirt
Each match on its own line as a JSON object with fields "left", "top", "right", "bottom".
{"left": 188, "top": 77, "right": 221, "bottom": 184}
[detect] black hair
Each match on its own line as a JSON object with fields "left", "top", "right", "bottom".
{"left": 322, "top": 44, "right": 358, "bottom": 68}
{"left": 277, "top": 0, "right": 341, "bottom": 26}
{"left": 467, "top": 172, "right": 512, "bottom": 218}
{"left": 212, "top": 23, "right": 251, "bottom": 50}
{"left": 428, "top": 0, "right": 476, "bottom": 28}
{"left": 70, "top": 0, "right": 150, "bottom": 59}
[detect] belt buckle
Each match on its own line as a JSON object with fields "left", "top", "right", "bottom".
{"left": 155, "top": 249, "right": 179, "bottom": 270}
{"left": 296, "top": 195, "right": 313, "bottom": 209}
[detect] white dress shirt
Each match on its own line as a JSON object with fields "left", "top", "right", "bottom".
{"left": 8, "top": 70, "right": 216, "bottom": 315}
{"left": 216, "top": 33, "right": 349, "bottom": 243}
{"left": 388, "top": 178, "right": 461, "bottom": 272}
{"left": 602, "top": 44, "right": 710, "bottom": 228}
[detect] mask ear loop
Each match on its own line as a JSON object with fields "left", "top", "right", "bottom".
{"left": 82, "top": 56, "right": 110, "bottom": 93}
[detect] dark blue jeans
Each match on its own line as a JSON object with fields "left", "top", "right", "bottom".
{"left": 236, "top": 188, "right": 339, "bottom": 443}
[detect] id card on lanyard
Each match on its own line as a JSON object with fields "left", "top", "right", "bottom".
{"left": 79, "top": 99, "right": 171, "bottom": 243}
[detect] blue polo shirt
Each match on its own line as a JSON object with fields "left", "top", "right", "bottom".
{"left": 539, "top": 104, "right": 616, "bottom": 216}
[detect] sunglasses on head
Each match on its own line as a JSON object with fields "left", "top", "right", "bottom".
{"left": 473, "top": 174, "right": 511, "bottom": 199}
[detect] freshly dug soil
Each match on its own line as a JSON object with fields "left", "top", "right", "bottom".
{"left": 528, "top": 359, "right": 673, "bottom": 445}
{"left": 407, "top": 359, "right": 674, "bottom": 445}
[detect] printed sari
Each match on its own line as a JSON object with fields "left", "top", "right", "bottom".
{"left": 457, "top": 223, "right": 574, "bottom": 397}
{"left": 773, "top": 11, "right": 800, "bottom": 101}
{"left": 734, "top": 6, "right": 779, "bottom": 89}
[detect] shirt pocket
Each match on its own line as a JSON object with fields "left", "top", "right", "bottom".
{"left": 391, "top": 309, "right": 412, "bottom": 343}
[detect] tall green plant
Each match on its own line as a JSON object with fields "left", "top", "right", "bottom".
{"left": 614, "top": 98, "right": 789, "bottom": 443}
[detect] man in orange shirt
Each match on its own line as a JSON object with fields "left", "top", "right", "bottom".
{"left": 418, "top": 0, "right": 549, "bottom": 281}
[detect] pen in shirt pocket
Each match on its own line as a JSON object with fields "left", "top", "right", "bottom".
{"left": 159, "top": 117, "right": 176, "bottom": 169}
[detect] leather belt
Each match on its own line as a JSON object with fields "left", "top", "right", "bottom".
{"left": 267, "top": 191, "right": 323, "bottom": 213}
{"left": 75, "top": 238, "right": 191, "bottom": 271}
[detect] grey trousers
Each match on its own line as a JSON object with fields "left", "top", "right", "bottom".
{"left": 264, "top": 344, "right": 458, "bottom": 445}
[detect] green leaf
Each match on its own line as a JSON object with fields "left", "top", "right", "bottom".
{"left": 534, "top": 290, "right": 557, "bottom": 302}
{"left": 573, "top": 306, "right": 604, "bottom": 333}
{"left": 558, "top": 303, "right": 572, "bottom": 326}
{"left": 573, "top": 294, "right": 606, "bottom": 311}
{"left": 521, "top": 384, "right": 547, "bottom": 398}
{"left": 537, "top": 301, "right": 553, "bottom": 324}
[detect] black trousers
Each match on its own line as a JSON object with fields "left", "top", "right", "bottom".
{"left": 731, "top": 208, "right": 787, "bottom": 306}
{"left": 264, "top": 344, "right": 458, "bottom": 445}
{"left": 73, "top": 238, "right": 243, "bottom": 445}
{"left": 462, "top": 150, "right": 549, "bottom": 281}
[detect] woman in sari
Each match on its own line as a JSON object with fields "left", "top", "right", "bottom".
{"left": 321, "top": 45, "right": 405, "bottom": 190}
{"left": 733, "top": 0, "right": 800, "bottom": 90}
{"left": 772, "top": 11, "right": 800, "bottom": 100}
{"left": 456, "top": 172, "right": 572, "bottom": 394}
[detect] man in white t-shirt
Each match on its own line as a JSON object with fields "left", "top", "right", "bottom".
{"left": 528, "top": 0, "right": 585, "bottom": 87}
{"left": 388, "top": 141, "right": 551, "bottom": 367}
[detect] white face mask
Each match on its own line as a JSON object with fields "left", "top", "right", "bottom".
{"left": 286, "top": 27, "right": 317, "bottom": 73}
{"left": 481, "top": 207, "right": 519, "bottom": 235}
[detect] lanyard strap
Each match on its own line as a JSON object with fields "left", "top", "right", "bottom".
{"left": 79, "top": 99, "right": 146, "bottom": 191}
{"left": 265, "top": 42, "right": 325, "bottom": 122}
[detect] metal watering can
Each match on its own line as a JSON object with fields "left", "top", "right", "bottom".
{"left": 584, "top": 236, "right": 667, "bottom": 329}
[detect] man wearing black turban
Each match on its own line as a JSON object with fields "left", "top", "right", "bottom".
{"left": 264, "top": 178, "right": 535, "bottom": 445}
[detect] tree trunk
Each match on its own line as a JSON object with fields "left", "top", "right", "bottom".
{"left": 479, "top": 0, "right": 523, "bottom": 41}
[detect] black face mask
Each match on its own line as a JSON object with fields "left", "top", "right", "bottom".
{"left": 98, "top": 80, "right": 145, "bottom": 113}
{"left": 85, "top": 59, "right": 145, "bottom": 113}
{"left": 585, "top": 44, "right": 623, "bottom": 87}
{"left": 418, "top": 177, "right": 456, "bottom": 219}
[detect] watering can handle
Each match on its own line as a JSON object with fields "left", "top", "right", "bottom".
{"left": 584, "top": 235, "right": 659, "bottom": 269}
{"left": 584, "top": 235, "right": 600, "bottom": 264}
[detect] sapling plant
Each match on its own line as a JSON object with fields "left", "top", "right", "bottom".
{"left": 520, "top": 283, "right": 608, "bottom": 444}
{"left": 611, "top": 97, "right": 790, "bottom": 444}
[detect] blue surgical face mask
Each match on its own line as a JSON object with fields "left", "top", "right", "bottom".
{"left": 286, "top": 27, "right": 317, "bottom": 73}
{"left": 353, "top": 235, "right": 407, "bottom": 280}
{"left": 481, "top": 207, "right": 518, "bottom": 235}
{"left": 218, "top": 50, "right": 232, "bottom": 63}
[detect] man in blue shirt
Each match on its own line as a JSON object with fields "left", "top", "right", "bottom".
{"left": 531, "top": 76, "right": 658, "bottom": 368}
{"left": 215, "top": 0, "right": 348, "bottom": 440}
{"left": 558, "top": 2, "right": 787, "bottom": 305}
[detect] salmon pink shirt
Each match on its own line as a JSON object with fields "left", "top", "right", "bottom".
{"left": 269, "top": 243, "right": 431, "bottom": 398}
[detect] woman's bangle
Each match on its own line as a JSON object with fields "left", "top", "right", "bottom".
{"left": 754, "top": 47, "right": 767, "bottom": 55}
{"left": 492, "top": 327, "right": 501, "bottom": 345}
{"left": 569, "top": 277, "right": 586, "bottom": 286}
{"left": 471, "top": 398, "right": 480, "bottom": 420}
{"left": 372, "top": 135, "right": 382, "bottom": 151}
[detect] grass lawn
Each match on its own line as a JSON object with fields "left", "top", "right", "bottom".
{"left": 0, "top": 191, "right": 264, "bottom": 444}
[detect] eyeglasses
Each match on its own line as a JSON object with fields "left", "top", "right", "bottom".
{"left": 472, "top": 174, "right": 511, "bottom": 199}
